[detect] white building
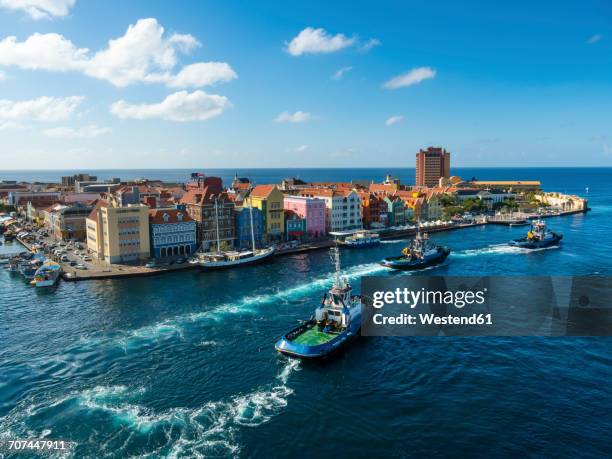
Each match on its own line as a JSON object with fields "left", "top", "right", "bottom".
{"left": 299, "top": 188, "right": 362, "bottom": 232}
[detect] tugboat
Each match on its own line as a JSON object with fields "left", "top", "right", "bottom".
{"left": 340, "top": 230, "right": 381, "bottom": 248}
{"left": 380, "top": 230, "right": 450, "bottom": 270}
{"left": 275, "top": 247, "right": 361, "bottom": 359}
{"left": 509, "top": 219, "right": 562, "bottom": 249}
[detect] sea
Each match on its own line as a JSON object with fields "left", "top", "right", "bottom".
{"left": 0, "top": 168, "right": 611, "bottom": 458}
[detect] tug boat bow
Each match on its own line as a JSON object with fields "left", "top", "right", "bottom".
{"left": 275, "top": 247, "right": 361, "bottom": 359}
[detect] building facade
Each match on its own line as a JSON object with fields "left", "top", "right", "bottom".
{"left": 234, "top": 206, "right": 264, "bottom": 249}
{"left": 149, "top": 208, "right": 197, "bottom": 258}
{"left": 181, "top": 183, "right": 235, "bottom": 251}
{"left": 86, "top": 202, "right": 151, "bottom": 264}
{"left": 283, "top": 195, "right": 326, "bottom": 238}
{"left": 285, "top": 210, "right": 307, "bottom": 241}
{"left": 299, "top": 188, "right": 362, "bottom": 232}
{"left": 250, "top": 185, "right": 285, "bottom": 242}
{"left": 53, "top": 203, "right": 94, "bottom": 241}
{"left": 416, "top": 147, "right": 451, "bottom": 187}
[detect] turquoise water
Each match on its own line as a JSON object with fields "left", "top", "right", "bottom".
{"left": 0, "top": 168, "right": 611, "bottom": 457}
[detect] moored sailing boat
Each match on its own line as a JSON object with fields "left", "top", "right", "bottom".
{"left": 196, "top": 194, "right": 275, "bottom": 269}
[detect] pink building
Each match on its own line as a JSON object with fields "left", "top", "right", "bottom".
{"left": 284, "top": 195, "right": 326, "bottom": 238}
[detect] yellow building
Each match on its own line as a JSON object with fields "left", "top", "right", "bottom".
{"left": 250, "top": 185, "right": 285, "bottom": 242}
{"left": 86, "top": 201, "right": 150, "bottom": 264}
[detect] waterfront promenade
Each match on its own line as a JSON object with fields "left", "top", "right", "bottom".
{"left": 10, "top": 208, "right": 586, "bottom": 282}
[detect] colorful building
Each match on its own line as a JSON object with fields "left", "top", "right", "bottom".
{"left": 86, "top": 201, "right": 151, "bottom": 264}
{"left": 283, "top": 195, "right": 326, "bottom": 238}
{"left": 357, "top": 191, "right": 385, "bottom": 229}
{"left": 181, "top": 180, "right": 235, "bottom": 252}
{"left": 234, "top": 206, "right": 264, "bottom": 249}
{"left": 285, "top": 210, "right": 307, "bottom": 241}
{"left": 149, "top": 208, "right": 197, "bottom": 258}
{"left": 383, "top": 196, "right": 406, "bottom": 226}
{"left": 250, "top": 185, "right": 285, "bottom": 242}
{"left": 299, "top": 188, "right": 362, "bottom": 232}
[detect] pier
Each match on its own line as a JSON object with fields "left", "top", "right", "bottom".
{"left": 8, "top": 207, "right": 587, "bottom": 282}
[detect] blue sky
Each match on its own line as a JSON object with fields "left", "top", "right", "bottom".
{"left": 0, "top": 0, "right": 610, "bottom": 169}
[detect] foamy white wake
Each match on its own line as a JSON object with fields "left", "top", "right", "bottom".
{"left": 1, "top": 360, "right": 301, "bottom": 457}
{"left": 83, "top": 261, "right": 387, "bottom": 351}
{"left": 455, "top": 243, "right": 560, "bottom": 257}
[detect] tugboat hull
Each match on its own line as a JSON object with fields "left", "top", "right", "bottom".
{"left": 275, "top": 318, "right": 361, "bottom": 359}
{"left": 380, "top": 247, "right": 450, "bottom": 271}
{"left": 509, "top": 233, "right": 562, "bottom": 249}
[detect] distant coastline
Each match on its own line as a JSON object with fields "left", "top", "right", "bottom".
{"left": 1, "top": 167, "right": 609, "bottom": 187}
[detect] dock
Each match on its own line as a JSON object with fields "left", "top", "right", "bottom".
{"left": 9, "top": 207, "right": 587, "bottom": 282}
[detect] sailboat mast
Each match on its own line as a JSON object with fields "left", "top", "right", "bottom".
{"left": 249, "top": 192, "right": 256, "bottom": 251}
{"left": 214, "top": 197, "right": 221, "bottom": 253}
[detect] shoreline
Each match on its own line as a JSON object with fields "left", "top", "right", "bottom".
{"left": 11, "top": 207, "right": 587, "bottom": 282}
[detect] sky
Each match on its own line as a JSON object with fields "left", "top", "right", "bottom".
{"left": 0, "top": 0, "right": 610, "bottom": 169}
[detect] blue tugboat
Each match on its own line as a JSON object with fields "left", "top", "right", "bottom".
{"left": 380, "top": 230, "right": 450, "bottom": 270}
{"left": 509, "top": 219, "right": 562, "bottom": 249}
{"left": 275, "top": 247, "right": 362, "bottom": 359}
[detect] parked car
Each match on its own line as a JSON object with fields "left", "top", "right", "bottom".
{"left": 83, "top": 256, "right": 92, "bottom": 261}
{"left": 76, "top": 264, "right": 87, "bottom": 270}
{"left": 145, "top": 261, "right": 156, "bottom": 268}
{"left": 176, "top": 257, "right": 186, "bottom": 264}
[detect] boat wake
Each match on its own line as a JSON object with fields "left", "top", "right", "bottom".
{"left": 455, "top": 243, "right": 560, "bottom": 257}
{"left": 0, "top": 360, "right": 301, "bottom": 457}
{"left": 81, "top": 261, "right": 387, "bottom": 352}
{"left": 380, "top": 239, "right": 406, "bottom": 244}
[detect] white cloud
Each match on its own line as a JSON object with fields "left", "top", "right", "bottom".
{"left": 331, "top": 66, "right": 352, "bottom": 80}
{"left": 383, "top": 67, "right": 436, "bottom": 89}
{"left": 0, "top": 70, "right": 6, "bottom": 80}
{"left": 274, "top": 111, "right": 312, "bottom": 123}
{"left": 42, "top": 124, "right": 111, "bottom": 138}
{"left": 0, "top": 95, "right": 83, "bottom": 121}
{"left": 0, "top": 120, "right": 23, "bottom": 129}
{"left": 0, "top": 18, "right": 237, "bottom": 88}
{"left": 587, "top": 33, "right": 602, "bottom": 44}
{"left": 385, "top": 115, "right": 404, "bottom": 126}
{"left": 294, "top": 144, "right": 308, "bottom": 153}
{"left": 110, "top": 90, "right": 230, "bottom": 122}
{"left": 167, "top": 62, "right": 237, "bottom": 88}
{"left": 0, "top": 0, "right": 75, "bottom": 20}
{"left": 286, "top": 27, "right": 355, "bottom": 56}
{"left": 360, "top": 38, "right": 381, "bottom": 52}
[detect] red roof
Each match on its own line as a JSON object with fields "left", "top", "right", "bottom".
{"left": 149, "top": 208, "right": 193, "bottom": 224}
{"left": 251, "top": 185, "right": 277, "bottom": 198}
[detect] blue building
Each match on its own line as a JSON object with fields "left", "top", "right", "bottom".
{"left": 235, "top": 206, "right": 264, "bottom": 249}
{"left": 149, "top": 208, "right": 197, "bottom": 258}
{"left": 285, "top": 210, "right": 306, "bottom": 241}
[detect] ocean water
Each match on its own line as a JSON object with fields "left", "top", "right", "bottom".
{"left": 0, "top": 168, "right": 611, "bottom": 458}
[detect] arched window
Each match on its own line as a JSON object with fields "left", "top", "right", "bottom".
{"left": 161, "top": 247, "right": 166, "bottom": 257}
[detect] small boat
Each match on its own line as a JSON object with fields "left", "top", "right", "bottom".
{"left": 380, "top": 230, "right": 450, "bottom": 270}
{"left": 340, "top": 230, "right": 381, "bottom": 248}
{"left": 275, "top": 247, "right": 361, "bottom": 359}
{"left": 30, "top": 261, "right": 61, "bottom": 287}
{"left": 3, "top": 232, "right": 15, "bottom": 242}
{"left": 509, "top": 219, "right": 562, "bottom": 249}
{"left": 20, "top": 258, "right": 43, "bottom": 280}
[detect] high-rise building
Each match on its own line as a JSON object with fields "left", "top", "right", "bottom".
{"left": 415, "top": 147, "right": 450, "bottom": 187}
